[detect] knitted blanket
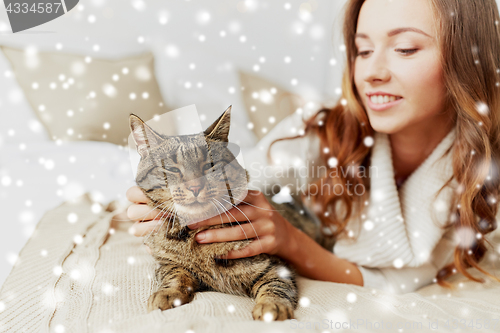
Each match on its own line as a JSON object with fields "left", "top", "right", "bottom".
{"left": 1, "top": 194, "right": 500, "bottom": 333}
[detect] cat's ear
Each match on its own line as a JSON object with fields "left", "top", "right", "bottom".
{"left": 129, "top": 114, "right": 163, "bottom": 158}
{"left": 204, "top": 105, "right": 231, "bottom": 142}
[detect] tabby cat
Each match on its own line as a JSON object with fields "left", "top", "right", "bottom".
{"left": 129, "top": 106, "right": 330, "bottom": 321}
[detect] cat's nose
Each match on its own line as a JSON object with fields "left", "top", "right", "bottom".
{"left": 188, "top": 185, "right": 203, "bottom": 197}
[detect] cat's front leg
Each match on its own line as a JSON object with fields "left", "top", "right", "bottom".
{"left": 147, "top": 263, "right": 198, "bottom": 312}
{"left": 250, "top": 265, "right": 298, "bottom": 321}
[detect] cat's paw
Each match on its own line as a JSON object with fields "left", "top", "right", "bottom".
{"left": 147, "top": 288, "right": 194, "bottom": 312}
{"left": 252, "top": 300, "right": 294, "bottom": 321}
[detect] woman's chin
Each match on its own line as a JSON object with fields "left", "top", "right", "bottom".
{"left": 368, "top": 117, "right": 406, "bottom": 135}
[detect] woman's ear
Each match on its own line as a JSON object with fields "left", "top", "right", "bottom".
{"left": 204, "top": 105, "right": 232, "bottom": 142}
{"left": 129, "top": 114, "right": 164, "bottom": 158}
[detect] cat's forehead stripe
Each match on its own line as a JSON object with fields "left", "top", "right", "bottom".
{"left": 202, "top": 147, "right": 208, "bottom": 161}
{"left": 137, "top": 164, "right": 159, "bottom": 183}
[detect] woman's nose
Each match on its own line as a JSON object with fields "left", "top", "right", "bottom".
{"left": 363, "top": 51, "right": 391, "bottom": 82}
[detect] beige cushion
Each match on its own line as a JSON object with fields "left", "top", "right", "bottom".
{"left": 1, "top": 45, "right": 168, "bottom": 145}
{"left": 238, "top": 69, "right": 303, "bottom": 140}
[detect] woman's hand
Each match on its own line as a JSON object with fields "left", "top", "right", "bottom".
{"left": 188, "top": 190, "right": 299, "bottom": 261}
{"left": 126, "top": 186, "right": 168, "bottom": 254}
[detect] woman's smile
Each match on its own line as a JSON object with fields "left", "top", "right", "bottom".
{"left": 366, "top": 95, "right": 404, "bottom": 111}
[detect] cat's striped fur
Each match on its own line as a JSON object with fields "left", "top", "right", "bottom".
{"left": 129, "top": 106, "right": 331, "bottom": 321}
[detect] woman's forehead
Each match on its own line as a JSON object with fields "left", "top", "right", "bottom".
{"left": 356, "top": 0, "right": 437, "bottom": 39}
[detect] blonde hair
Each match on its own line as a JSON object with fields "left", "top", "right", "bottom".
{"left": 269, "top": 0, "right": 500, "bottom": 289}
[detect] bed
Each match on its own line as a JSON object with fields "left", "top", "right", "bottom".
{"left": 1, "top": 193, "right": 500, "bottom": 332}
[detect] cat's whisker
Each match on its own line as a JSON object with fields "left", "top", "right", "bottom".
{"left": 209, "top": 200, "right": 226, "bottom": 230}
{"left": 139, "top": 201, "right": 172, "bottom": 220}
{"left": 211, "top": 199, "right": 234, "bottom": 229}
{"left": 213, "top": 198, "right": 253, "bottom": 243}
{"left": 148, "top": 204, "right": 177, "bottom": 242}
{"left": 143, "top": 203, "right": 175, "bottom": 240}
{"left": 219, "top": 197, "right": 263, "bottom": 251}
{"left": 164, "top": 205, "right": 179, "bottom": 235}
{"left": 143, "top": 205, "right": 169, "bottom": 241}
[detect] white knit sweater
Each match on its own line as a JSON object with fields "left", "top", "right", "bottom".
{"left": 244, "top": 110, "right": 498, "bottom": 294}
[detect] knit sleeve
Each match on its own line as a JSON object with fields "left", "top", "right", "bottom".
{"left": 357, "top": 262, "right": 439, "bottom": 294}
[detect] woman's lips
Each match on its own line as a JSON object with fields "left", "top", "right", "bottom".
{"left": 367, "top": 96, "right": 404, "bottom": 111}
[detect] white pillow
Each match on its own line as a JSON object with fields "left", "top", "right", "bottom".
{"left": 0, "top": 50, "right": 50, "bottom": 145}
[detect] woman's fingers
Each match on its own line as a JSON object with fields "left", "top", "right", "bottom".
{"left": 188, "top": 200, "right": 275, "bottom": 230}
{"left": 129, "top": 220, "right": 163, "bottom": 237}
{"left": 187, "top": 205, "right": 253, "bottom": 229}
{"left": 127, "top": 203, "right": 165, "bottom": 222}
{"left": 218, "top": 237, "right": 271, "bottom": 259}
{"left": 195, "top": 218, "right": 270, "bottom": 243}
{"left": 126, "top": 186, "right": 149, "bottom": 204}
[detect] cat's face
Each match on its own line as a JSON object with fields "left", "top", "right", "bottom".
{"left": 129, "top": 106, "right": 248, "bottom": 225}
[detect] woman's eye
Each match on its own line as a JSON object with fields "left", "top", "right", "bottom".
{"left": 396, "top": 48, "right": 418, "bottom": 55}
{"left": 166, "top": 167, "right": 181, "bottom": 173}
{"left": 356, "top": 49, "right": 418, "bottom": 57}
{"left": 356, "top": 50, "right": 371, "bottom": 57}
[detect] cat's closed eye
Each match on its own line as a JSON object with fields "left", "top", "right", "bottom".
{"left": 202, "top": 162, "right": 214, "bottom": 172}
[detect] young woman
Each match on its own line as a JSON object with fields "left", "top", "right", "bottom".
{"left": 125, "top": 0, "right": 500, "bottom": 294}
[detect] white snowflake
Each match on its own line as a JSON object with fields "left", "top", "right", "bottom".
{"left": 196, "top": 10, "right": 211, "bottom": 25}
{"left": 263, "top": 312, "right": 274, "bottom": 322}
{"left": 165, "top": 45, "right": 179, "bottom": 58}
{"left": 158, "top": 11, "right": 169, "bottom": 25}
{"left": 6, "top": 253, "right": 18, "bottom": 266}
{"left": 102, "top": 282, "right": 119, "bottom": 295}
{"left": 475, "top": 101, "right": 489, "bottom": 115}
{"left": 73, "top": 234, "right": 83, "bottom": 244}
{"left": 91, "top": 203, "right": 102, "bottom": 214}
{"left": 67, "top": 213, "right": 78, "bottom": 224}
{"left": 346, "top": 292, "right": 357, "bottom": 303}
{"left": 53, "top": 266, "right": 63, "bottom": 276}
{"left": 327, "top": 157, "right": 338, "bottom": 168}
{"left": 393, "top": 258, "right": 404, "bottom": 268}
{"left": 299, "top": 297, "right": 310, "bottom": 307}
{"left": 363, "top": 136, "right": 374, "bottom": 147}
{"left": 102, "top": 84, "right": 117, "bottom": 98}
{"left": 57, "top": 175, "right": 67, "bottom": 185}
{"left": 1, "top": 176, "right": 11, "bottom": 186}
{"left": 54, "top": 324, "right": 65, "bottom": 333}
{"left": 70, "top": 269, "right": 81, "bottom": 280}
{"left": 277, "top": 266, "right": 292, "bottom": 279}
{"left": 363, "top": 220, "right": 374, "bottom": 231}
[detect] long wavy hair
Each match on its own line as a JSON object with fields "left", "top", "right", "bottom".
{"left": 269, "top": 0, "right": 500, "bottom": 289}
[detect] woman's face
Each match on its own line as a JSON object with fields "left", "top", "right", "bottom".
{"left": 354, "top": 0, "right": 451, "bottom": 135}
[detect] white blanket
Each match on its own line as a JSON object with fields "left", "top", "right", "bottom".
{"left": 1, "top": 194, "right": 499, "bottom": 333}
